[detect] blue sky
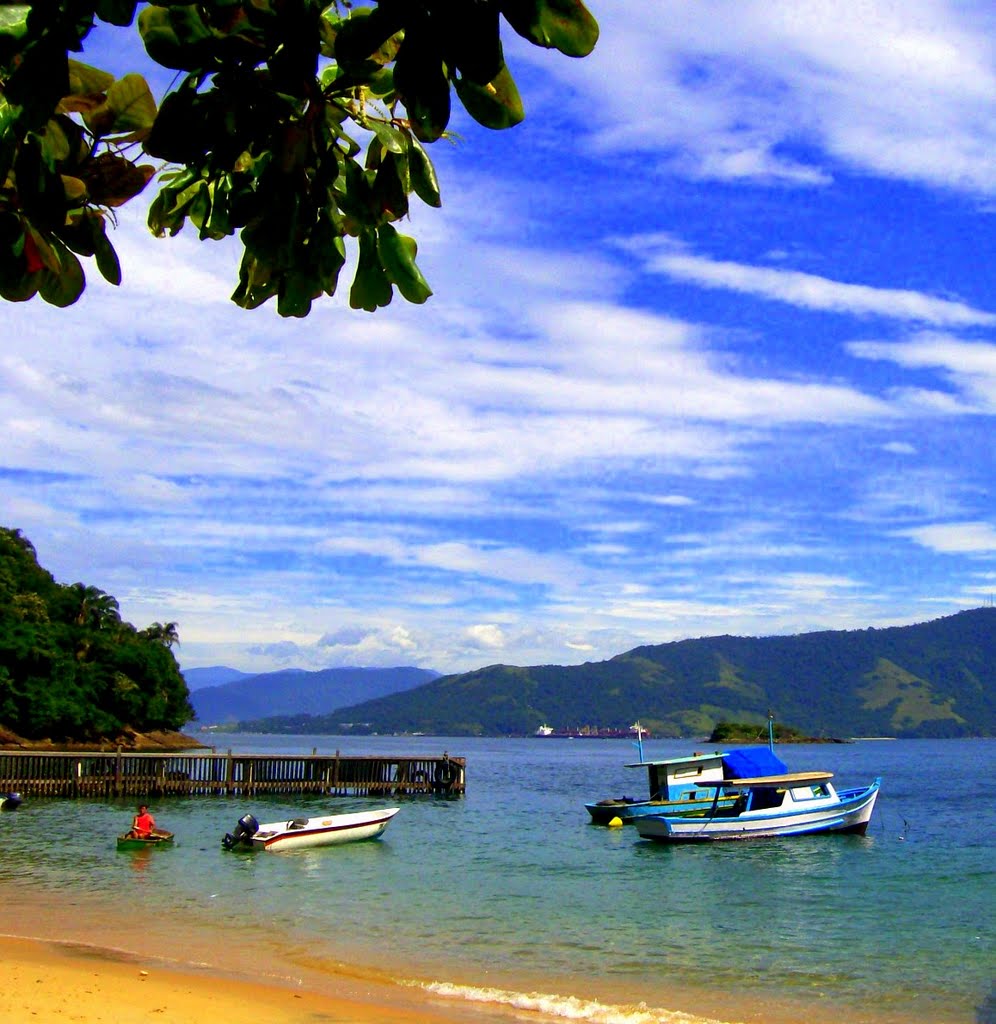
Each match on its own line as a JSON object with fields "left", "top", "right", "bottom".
{"left": 3, "top": 3, "right": 995, "bottom": 675}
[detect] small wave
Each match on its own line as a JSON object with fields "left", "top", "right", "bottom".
{"left": 410, "top": 981, "right": 737, "bottom": 1024}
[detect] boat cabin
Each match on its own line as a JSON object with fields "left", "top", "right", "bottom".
{"left": 697, "top": 771, "right": 837, "bottom": 815}
{"left": 625, "top": 746, "right": 790, "bottom": 802}
{"left": 624, "top": 751, "right": 728, "bottom": 802}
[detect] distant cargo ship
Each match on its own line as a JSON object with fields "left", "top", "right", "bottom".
{"left": 533, "top": 722, "right": 650, "bottom": 739}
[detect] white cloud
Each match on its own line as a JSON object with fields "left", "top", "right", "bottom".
{"left": 849, "top": 333, "right": 996, "bottom": 409}
{"left": 464, "top": 624, "right": 507, "bottom": 650}
{"left": 900, "top": 521, "right": 996, "bottom": 554}
{"left": 637, "top": 248, "right": 996, "bottom": 326}
{"left": 526, "top": 2, "right": 996, "bottom": 194}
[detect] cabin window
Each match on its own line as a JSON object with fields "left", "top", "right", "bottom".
{"left": 749, "top": 787, "right": 785, "bottom": 811}
{"left": 790, "top": 784, "right": 830, "bottom": 801}
{"left": 673, "top": 766, "right": 703, "bottom": 779}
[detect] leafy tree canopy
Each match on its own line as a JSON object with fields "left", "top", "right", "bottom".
{"left": 0, "top": 526, "right": 193, "bottom": 740}
{"left": 0, "top": 0, "right": 598, "bottom": 316}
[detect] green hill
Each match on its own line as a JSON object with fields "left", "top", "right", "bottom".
{"left": 0, "top": 527, "right": 193, "bottom": 742}
{"left": 285, "top": 608, "right": 996, "bottom": 738}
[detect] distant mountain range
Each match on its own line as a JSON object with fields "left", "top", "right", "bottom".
{"left": 185, "top": 666, "right": 440, "bottom": 726}
{"left": 182, "top": 666, "right": 256, "bottom": 691}
{"left": 232, "top": 608, "right": 995, "bottom": 739}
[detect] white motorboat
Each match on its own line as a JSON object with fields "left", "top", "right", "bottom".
{"left": 223, "top": 806, "right": 400, "bottom": 852}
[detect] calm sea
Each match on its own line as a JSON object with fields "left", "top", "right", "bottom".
{"left": 0, "top": 736, "right": 993, "bottom": 1024}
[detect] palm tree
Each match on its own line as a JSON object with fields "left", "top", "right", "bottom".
{"left": 140, "top": 621, "right": 180, "bottom": 648}
{"left": 67, "top": 583, "right": 120, "bottom": 630}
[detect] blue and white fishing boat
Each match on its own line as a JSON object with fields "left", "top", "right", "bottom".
{"left": 585, "top": 741, "right": 789, "bottom": 825}
{"left": 634, "top": 771, "right": 881, "bottom": 842}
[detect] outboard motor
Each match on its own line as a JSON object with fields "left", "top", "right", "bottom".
{"left": 222, "top": 813, "right": 259, "bottom": 849}
{"left": 1, "top": 791, "right": 21, "bottom": 811}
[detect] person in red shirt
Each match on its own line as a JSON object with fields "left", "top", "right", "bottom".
{"left": 129, "top": 804, "right": 155, "bottom": 838}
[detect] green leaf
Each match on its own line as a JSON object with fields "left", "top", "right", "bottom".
{"left": 369, "top": 120, "right": 407, "bottom": 156}
{"left": 372, "top": 151, "right": 409, "bottom": 220}
{"left": 0, "top": 215, "right": 38, "bottom": 300}
{"left": 311, "top": 213, "right": 346, "bottom": 295}
{"left": 148, "top": 169, "right": 197, "bottom": 237}
{"left": 61, "top": 174, "right": 87, "bottom": 203}
{"left": 407, "top": 136, "right": 441, "bottom": 208}
{"left": 277, "top": 269, "right": 319, "bottom": 318}
{"left": 203, "top": 175, "right": 234, "bottom": 240}
{"left": 0, "top": 100, "right": 17, "bottom": 183}
{"left": 364, "top": 66, "right": 395, "bottom": 99}
{"left": 95, "top": 0, "right": 138, "bottom": 28}
{"left": 67, "top": 61, "right": 115, "bottom": 97}
{"left": 443, "top": 1, "right": 504, "bottom": 85}
{"left": 453, "top": 64, "right": 525, "bottom": 130}
{"left": 137, "top": 6, "right": 216, "bottom": 72}
{"left": 39, "top": 119, "right": 72, "bottom": 164}
{"left": 143, "top": 82, "right": 211, "bottom": 164}
{"left": 0, "top": 268, "right": 42, "bottom": 303}
{"left": 61, "top": 209, "right": 102, "bottom": 256}
{"left": 349, "top": 229, "right": 392, "bottom": 311}
{"left": 499, "top": 0, "right": 599, "bottom": 57}
{"left": 93, "top": 220, "right": 122, "bottom": 285}
{"left": 377, "top": 223, "right": 431, "bottom": 304}
{"left": 38, "top": 235, "right": 85, "bottom": 307}
{"left": 0, "top": 4, "right": 29, "bottom": 49}
{"left": 232, "top": 254, "right": 280, "bottom": 310}
{"left": 393, "top": 35, "right": 451, "bottom": 143}
{"left": 334, "top": 6, "right": 405, "bottom": 67}
{"left": 14, "top": 135, "right": 67, "bottom": 232}
{"left": 102, "top": 73, "right": 157, "bottom": 133}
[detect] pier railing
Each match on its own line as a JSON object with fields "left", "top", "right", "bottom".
{"left": 0, "top": 750, "right": 465, "bottom": 799}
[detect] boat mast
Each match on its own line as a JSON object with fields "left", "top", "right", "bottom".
{"left": 633, "top": 722, "right": 645, "bottom": 762}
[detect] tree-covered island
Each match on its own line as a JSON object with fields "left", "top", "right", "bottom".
{"left": 0, "top": 527, "right": 195, "bottom": 748}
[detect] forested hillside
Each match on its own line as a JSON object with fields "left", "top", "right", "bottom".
{"left": 308, "top": 608, "right": 996, "bottom": 738}
{"left": 0, "top": 528, "right": 192, "bottom": 741}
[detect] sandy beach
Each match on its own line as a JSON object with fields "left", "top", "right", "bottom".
{"left": 0, "top": 934, "right": 473, "bottom": 1024}
{"left": 3, "top": 928, "right": 954, "bottom": 1024}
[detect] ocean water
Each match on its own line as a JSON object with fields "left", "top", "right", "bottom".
{"left": 0, "top": 736, "right": 993, "bottom": 1024}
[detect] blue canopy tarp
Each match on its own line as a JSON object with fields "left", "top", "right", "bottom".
{"left": 722, "top": 747, "right": 788, "bottom": 778}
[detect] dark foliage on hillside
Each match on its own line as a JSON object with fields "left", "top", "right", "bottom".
{"left": 316, "top": 608, "right": 996, "bottom": 738}
{"left": 188, "top": 666, "right": 440, "bottom": 725}
{"left": 0, "top": 528, "right": 193, "bottom": 740}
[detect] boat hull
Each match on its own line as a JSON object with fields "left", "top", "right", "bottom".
{"left": 250, "top": 807, "right": 400, "bottom": 852}
{"left": 636, "top": 782, "right": 880, "bottom": 843}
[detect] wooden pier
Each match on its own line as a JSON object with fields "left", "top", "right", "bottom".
{"left": 0, "top": 750, "right": 465, "bottom": 799}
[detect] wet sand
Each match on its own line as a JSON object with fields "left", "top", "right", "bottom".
{"left": 0, "top": 934, "right": 475, "bottom": 1024}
